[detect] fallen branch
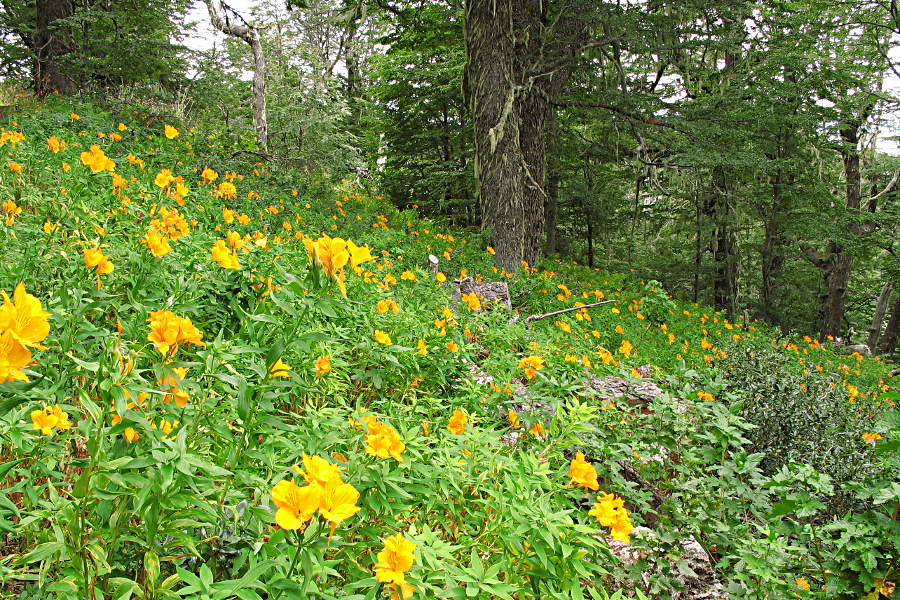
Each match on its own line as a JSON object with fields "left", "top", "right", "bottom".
{"left": 522, "top": 299, "right": 616, "bottom": 326}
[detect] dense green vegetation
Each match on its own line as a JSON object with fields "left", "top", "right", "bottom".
{"left": 0, "top": 0, "right": 898, "bottom": 598}
{"left": 0, "top": 93, "right": 895, "bottom": 600}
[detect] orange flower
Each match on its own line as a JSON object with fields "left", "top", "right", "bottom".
{"left": 567, "top": 451, "right": 599, "bottom": 490}
{"left": 314, "top": 355, "right": 331, "bottom": 377}
{"left": 447, "top": 409, "right": 467, "bottom": 435}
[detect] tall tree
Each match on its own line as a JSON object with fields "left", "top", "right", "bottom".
{"left": 34, "top": 0, "right": 73, "bottom": 95}
{"left": 463, "top": 0, "right": 584, "bottom": 271}
{"left": 206, "top": 0, "right": 269, "bottom": 150}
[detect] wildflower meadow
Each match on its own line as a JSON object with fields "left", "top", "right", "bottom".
{"left": 0, "top": 99, "right": 897, "bottom": 600}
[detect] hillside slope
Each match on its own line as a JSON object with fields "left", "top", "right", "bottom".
{"left": 0, "top": 99, "right": 897, "bottom": 600}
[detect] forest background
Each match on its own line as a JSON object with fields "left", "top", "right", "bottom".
{"left": 3, "top": 0, "right": 900, "bottom": 352}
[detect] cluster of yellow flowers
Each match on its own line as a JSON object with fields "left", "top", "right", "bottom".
{"left": 30, "top": 405, "right": 72, "bottom": 436}
{"left": 214, "top": 181, "right": 237, "bottom": 200}
{"left": 567, "top": 451, "right": 599, "bottom": 490}
{"left": 566, "top": 451, "right": 634, "bottom": 543}
{"left": 588, "top": 492, "right": 634, "bottom": 543}
{"left": 517, "top": 355, "right": 545, "bottom": 380}
{"left": 303, "top": 234, "right": 375, "bottom": 296}
{"left": 146, "top": 310, "right": 205, "bottom": 356}
{"left": 211, "top": 239, "right": 240, "bottom": 270}
{"left": 447, "top": 409, "right": 467, "bottom": 435}
{"left": 79, "top": 144, "right": 115, "bottom": 173}
{"left": 0, "top": 129, "right": 25, "bottom": 147}
{"left": 271, "top": 454, "right": 361, "bottom": 535}
{"left": 0, "top": 283, "right": 51, "bottom": 384}
{"left": 2, "top": 199, "right": 22, "bottom": 226}
{"left": 361, "top": 415, "right": 405, "bottom": 462}
{"left": 153, "top": 170, "right": 190, "bottom": 205}
{"left": 374, "top": 534, "right": 416, "bottom": 600}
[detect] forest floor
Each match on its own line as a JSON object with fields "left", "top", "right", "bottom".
{"left": 0, "top": 98, "right": 897, "bottom": 600}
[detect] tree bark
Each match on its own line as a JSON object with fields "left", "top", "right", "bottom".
{"left": 869, "top": 283, "right": 895, "bottom": 352}
{"left": 464, "top": 0, "right": 524, "bottom": 272}
{"left": 761, "top": 171, "right": 787, "bottom": 326}
{"left": 711, "top": 166, "right": 739, "bottom": 315}
{"left": 205, "top": 0, "right": 268, "bottom": 150}
{"left": 464, "top": 0, "right": 580, "bottom": 271}
{"left": 544, "top": 170, "right": 560, "bottom": 255}
{"left": 878, "top": 295, "right": 900, "bottom": 357}
{"left": 34, "top": 0, "right": 73, "bottom": 95}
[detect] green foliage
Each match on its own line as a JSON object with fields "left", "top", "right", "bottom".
{"left": 0, "top": 97, "right": 896, "bottom": 600}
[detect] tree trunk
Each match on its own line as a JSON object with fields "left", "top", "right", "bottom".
{"left": 868, "top": 282, "right": 895, "bottom": 352}
{"left": 821, "top": 250, "right": 852, "bottom": 340}
{"left": 519, "top": 87, "right": 547, "bottom": 268}
{"left": 464, "top": 0, "right": 525, "bottom": 272}
{"left": 760, "top": 172, "right": 786, "bottom": 325}
{"left": 205, "top": 0, "right": 268, "bottom": 150}
{"left": 464, "top": 0, "right": 579, "bottom": 271}
{"left": 878, "top": 295, "right": 900, "bottom": 357}
{"left": 544, "top": 170, "right": 560, "bottom": 255}
{"left": 34, "top": 0, "right": 73, "bottom": 95}
{"left": 711, "top": 166, "right": 739, "bottom": 315}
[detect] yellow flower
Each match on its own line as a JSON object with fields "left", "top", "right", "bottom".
{"left": 365, "top": 420, "right": 405, "bottom": 462}
{"left": 529, "top": 422, "right": 546, "bottom": 439}
{"left": 508, "top": 410, "right": 520, "bottom": 429}
{"left": 154, "top": 169, "right": 174, "bottom": 189}
{"left": 84, "top": 248, "right": 115, "bottom": 275}
{"left": 200, "top": 167, "right": 218, "bottom": 183}
{"left": 164, "top": 124, "right": 179, "bottom": 139}
{"left": 123, "top": 427, "right": 140, "bottom": 443}
{"left": 146, "top": 310, "right": 205, "bottom": 356}
{"left": 30, "top": 405, "right": 71, "bottom": 435}
{"left": 588, "top": 492, "right": 634, "bottom": 543}
{"left": 118, "top": 122, "right": 128, "bottom": 131}
{"left": 445, "top": 341, "right": 459, "bottom": 353}
{"left": 31, "top": 407, "right": 58, "bottom": 435}
{"left": 400, "top": 270, "right": 417, "bottom": 281}
{"left": 319, "top": 478, "right": 361, "bottom": 527}
{"left": 47, "top": 136, "right": 67, "bottom": 153}
{"left": 271, "top": 479, "right": 321, "bottom": 530}
{"left": 143, "top": 230, "right": 172, "bottom": 258}
{"left": 567, "top": 451, "right": 599, "bottom": 490}
{"left": 315, "top": 355, "right": 331, "bottom": 377}
{"left": 461, "top": 293, "right": 481, "bottom": 312}
{"left": 43, "top": 221, "right": 57, "bottom": 235}
{"left": 211, "top": 240, "right": 240, "bottom": 270}
{"left": 0, "top": 283, "right": 51, "bottom": 349}
{"left": 374, "top": 330, "right": 392, "bottom": 345}
{"left": 294, "top": 453, "right": 343, "bottom": 488}
{"left": 0, "top": 331, "right": 32, "bottom": 383}
{"left": 374, "top": 534, "right": 416, "bottom": 600}
{"left": 270, "top": 359, "right": 291, "bottom": 378}
{"left": 436, "top": 272, "right": 447, "bottom": 283}
{"left": 159, "top": 367, "right": 190, "bottom": 407}
{"left": 416, "top": 339, "right": 428, "bottom": 356}
{"left": 795, "top": 578, "right": 811, "bottom": 591}
{"left": 447, "top": 408, "right": 467, "bottom": 435}
{"left": 618, "top": 339, "right": 634, "bottom": 359}
{"left": 377, "top": 298, "right": 399, "bottom": 314}
{"left": 517, "top": 355, "right": 545, "bottom": 379}
{"left": 7, "top": 161, "right": 22, "bottom": 174}
{"left": 79, "top": 145, "right": 115, "bottom": 173}
{"left": 862, "top": 432, "right": 882, "bottom": 445}
{"left": 486, "top": 246, "right": 495, "bottom": 255}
